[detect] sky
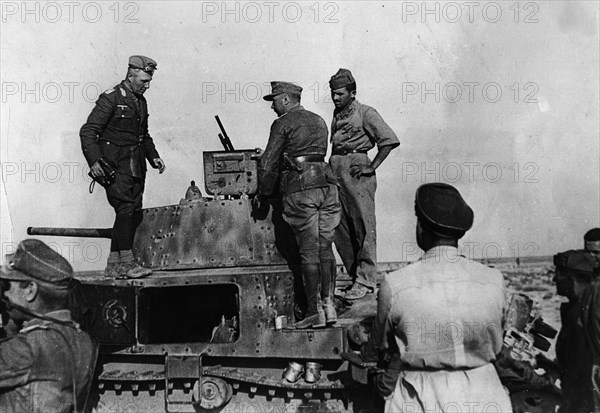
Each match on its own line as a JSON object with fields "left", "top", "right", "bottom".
{"left": 1, "top": 1, "right": 599, "bottom": 271}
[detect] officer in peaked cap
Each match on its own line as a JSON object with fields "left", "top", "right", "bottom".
{"left": 328, "top": 68, "right": 400, "bottom": 299}
{"left": 0, "top": 239, "right": 98, "bottom": 413}
{"left": 257, "top": 81, "right": 341, "bottom": 329}
{"left": 553, "top": 248, "right": 600, "bottom": 413}
{"left": 80, "top": 55, "right": 166, "bottom": 279}
{"left": 368, "top": 183, "right": 511, "bottom": 412}
{"left": 262, "top": 81, "right": 303, "bottom": 101}
{"left": 128, "top": 55, "right": 158, "bottom": 74}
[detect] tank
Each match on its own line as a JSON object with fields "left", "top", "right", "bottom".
{"left": 28, "top": 147, "right": 382, "bottom": 413}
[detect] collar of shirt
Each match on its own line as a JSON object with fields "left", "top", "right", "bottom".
{"left": 421, "top": 245, "right": 461, "bottom": 261}
{"left": 334, "top": 99, "right": 358, "bottom": 120}
{"left": 21, "top": 309, "right": 73, "bottom": 329}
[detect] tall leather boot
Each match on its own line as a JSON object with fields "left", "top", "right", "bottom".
{"left": 294, "top": 263, "right": 326, "bottom": 329}
{"left": 321, "top": 260, "right": 337, "bottom": 325}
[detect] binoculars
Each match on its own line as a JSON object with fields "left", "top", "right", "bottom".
{"left": 88, "top": 158, "right": 116, "bottom": 188}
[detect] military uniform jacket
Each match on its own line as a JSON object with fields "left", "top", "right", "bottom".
{"left": 80, "top": 81, "right": 160, "bottom": 178}
{"left": 0, "top": 310, "right": 98, "bottom": 413}
{"left": 259, "top": 105, "right": 336, "bottom": 196}
{"left": 331, "top": 100, "right": 399, "bottom": 154}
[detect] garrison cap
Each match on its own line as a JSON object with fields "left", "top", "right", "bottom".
{"left": 415, "top": 183, "right": 474, "bottom": 239}
{"left": 0, "top": 239, "right": 73, "bottom": 289}
{"left": 263, "top": 81, "right": 303, "bottom": 101}
{"left": 329, "top": 68, "right": 356, "bottom": 90}
{"left": 128, "top": 55, "right": 157, "bottom": 74}
{"left": 554, "top": 249, "right": 600, "bottom": 278}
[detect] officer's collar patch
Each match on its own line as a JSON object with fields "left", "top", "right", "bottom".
{"left": 120, "top": 87, "right": 127, "bottom": 97}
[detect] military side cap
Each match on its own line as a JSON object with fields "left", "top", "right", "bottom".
{"left": 329, "top": 68, "right": 356, "bottom": 90}
{"left": 554, "top": 249, "right": 600, "bottom": 277}
{"left": 0, "top": 239, "right": 73, "bottom": 289}
{"left": 263, "top": 81, "right": 303, "bottom": 101}
{"left": 129, "top": 55, "right": 157, "bottom": 74}
{"left": 415, "top": 183, "right": 474, "bottom": 238}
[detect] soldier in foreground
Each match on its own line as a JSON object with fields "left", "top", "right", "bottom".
{"left": 328, "top": 69, "right": 400, "bottom": 300}
{"left": 0, "top": 239, "right": 98, "bottom": 413}
{"left": 371, "top": 183, "right": 511, "bottom": 412}
{"left": 257, "top": 82, "right": 341, "bottom": 329}
{"left": 553, "top": 249, "right": 600, "bottom": 413}
{"left": 579, "top": 249, "right": 600, "bottom": 411}
{"left": 80, "top": 55, "right": 166, "bottom": 279}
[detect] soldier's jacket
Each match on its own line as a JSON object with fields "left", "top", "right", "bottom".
{"left": 80, "top": 80, "right": 160, "bottom": 178}
{"left": 259, "top": 105, "right": 337, "bottom": 196}
{"left": 331, "top": 100, "right": 399, "bottom": 154}
{"left": 0, "top": 310, "right": 98, "bottom": 413}
{"left": 556, "top": 299, "right": 596, "bottom": 413}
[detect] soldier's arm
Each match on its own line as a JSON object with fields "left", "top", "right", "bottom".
{"left": 140, "top": 111, "right": 162, "bottom": 171}
{"left": 350, "top": 108, "right": 399, "bottom": 178}
{"left": 257, "top": 120, "right": 287, "bottom": 197}
{"left": 361, "top": 279, "right": 394, "bottom": 360}
{"left": 79, "top": 92, "right": 116, "bottom": 173}
{"left": 0, "top": 334, "right": 34, "bottom": 388}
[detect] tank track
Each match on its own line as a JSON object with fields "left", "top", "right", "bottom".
{"left": 91, "top": 364, "right": 355, "bottom": 412}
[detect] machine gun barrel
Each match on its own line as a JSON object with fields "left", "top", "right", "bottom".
{"left": 27, "top": 227, "right": 112, "bottom": 238}
{"left": 215, "top": 115, "right": 235, "bottom": 151}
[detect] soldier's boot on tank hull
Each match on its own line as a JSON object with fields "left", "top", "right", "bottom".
{"left": 104, "top": 251, "right": 122, "bottom": 278}
{"left": 118, "top": 249, "right": 153, "bottom": 278}
{"left": 321, "top": 260, "right": 337, "bottom": 325}
{"left": 295, "top": 263, "right": 326, "bottom": 329}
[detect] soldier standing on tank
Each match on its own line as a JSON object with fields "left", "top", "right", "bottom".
{"left": 256, "top": 82, "right": 341, "bottom": 329}
{"left": 328, "top": 69, "right": 400, "bottom": 300}
{"left": 80, "top": 55, "right": 166, "bottom": 279}
{"left": 0, "top": 239, "right": 98, "bottom": 413}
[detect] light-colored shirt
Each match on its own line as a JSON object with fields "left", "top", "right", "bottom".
{"left": 330, "top": 100, "right": 399, "bottom": 153}
{"left": 376, "top": 246, "right": 512, "bottom": 412}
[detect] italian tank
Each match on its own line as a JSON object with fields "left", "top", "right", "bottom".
{"left": 28, "top": 138, "right": 375, "bottom": 413}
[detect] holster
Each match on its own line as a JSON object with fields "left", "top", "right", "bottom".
{"left": 280, "top": 163, "right": 331, "bottom": 194}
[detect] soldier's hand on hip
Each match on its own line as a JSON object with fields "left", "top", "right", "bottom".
{"left": 350, "top": 164, "right": 375, "bottom": 179}
{"left": 90, "top": 161, "right": 105, "bottom": 178}
{"left": 153, "top": 158, "right": 166, "bottom": 174}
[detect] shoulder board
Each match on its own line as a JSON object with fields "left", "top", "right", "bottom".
{"left": 20, "top": 323, "right": 50, "bottom": 334}
{"left": 103, "top": 88, "right": 115, "bottom": 95}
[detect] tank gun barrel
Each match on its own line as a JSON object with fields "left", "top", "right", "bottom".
{"left": 27, "top": 227, "right": 112, "bottom": 238}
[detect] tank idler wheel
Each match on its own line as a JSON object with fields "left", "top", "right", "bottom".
{"left": 192, "top": 377, "right": 233, "bottom": 412}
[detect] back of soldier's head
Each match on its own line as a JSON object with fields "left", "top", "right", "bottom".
{"left": 584, "top": 228, "right": 600, "bottom": 254}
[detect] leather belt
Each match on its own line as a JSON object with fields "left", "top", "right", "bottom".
{"left": 294, "top": 155, "right": 325, "bottom": 163}
{"left": 332, "top": 148, "right": 368, "bottom": 156}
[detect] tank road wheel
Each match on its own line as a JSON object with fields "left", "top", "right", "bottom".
{"left": 192, "top": 377, "right": 233, "bottom": 412}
